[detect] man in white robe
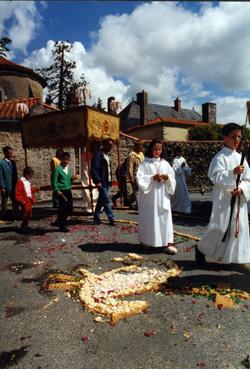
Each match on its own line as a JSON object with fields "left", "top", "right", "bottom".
{"left": 137, "top": 156, "right": 176, "bottom": 253}
{"left": 197, "top": 123, "right": 250, "bottom": 265}
{"left": 171, "top": 147, "right": 192, "bottom": 214}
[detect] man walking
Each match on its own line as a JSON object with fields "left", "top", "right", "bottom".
{"left": 126, "top": 141, "right": 145, "bottom": 209}
{"left": 0, "top": 146, "right": 18, "bottom": 219}
{"left": 91, "top": 139, "right": 115, "bottom": 226}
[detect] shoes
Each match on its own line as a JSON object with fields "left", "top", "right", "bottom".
{"left": 59, "top": 227, "right": 70, "bottom": 233}
{"left": 94, "top": 217, "right": 102, "bottom": 225}
{"left": 51, "top": 220, "right": 60, "bottom": 227}
{"left": 109, "top": 219, "right": 115, "bottom": 226}
{"left": 19, "top": 227, "right": 32, "bottom": 235}
{"left": 195, "top": 245, "right": 206, "bottom": 266}
{"left": 111, "top": 196, "right": 117, "bottom": 207}
{"left": 165, "top": 245, "right": 178, "bottom": 255}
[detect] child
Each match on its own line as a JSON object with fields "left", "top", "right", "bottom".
{"left": 136, "top": 138, "right": 177, "bottom": 254}
{"left": 196, "top": 122, "right": 250, "bottom": 266}
{"left": 53, "top": 152, "right": 77, "bottom": 232}
{"left": 15, "top": 167, "right": 40, "bottom": 234}
{"left": 171, "top": 146, "right": 192, "bottom": 214}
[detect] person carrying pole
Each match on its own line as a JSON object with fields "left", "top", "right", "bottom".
{"left": 196, "top": 123, "right": 250, "bottom": 267}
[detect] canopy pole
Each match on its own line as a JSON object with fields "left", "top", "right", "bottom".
{"left": 86, "top": 142, "right": 94, "bottom": 214}
{"left": 116, "top": 140, "right": 121, "bottom": 205}
{"left": 24, "top": 148, "right": 28, "bottom": 167}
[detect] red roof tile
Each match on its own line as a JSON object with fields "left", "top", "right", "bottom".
{"left": 0, "top": 98, "right": 58, "bottom": 120}
{"left": 125, "top": 116, "right": 210, "bottom": 132}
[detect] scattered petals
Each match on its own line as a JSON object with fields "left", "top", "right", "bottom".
{"left": 81, "top": 336, "right": 89, "bottom": 343}
{"left": 144, "top": 331, "right": 156, "bottom": 337}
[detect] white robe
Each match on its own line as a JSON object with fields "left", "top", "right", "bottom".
{"left": 198, "top": 146, "right": 250, "bottom": 263}
{"left": 171, "top": 156, "right": 192, "bottom": 214}
{"left": 136, "top": 157, "right": 176, "bottom": 247}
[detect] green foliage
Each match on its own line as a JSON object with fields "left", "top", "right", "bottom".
{"left": 0, "top": 36, "right": 11, "bottom": 57}
{"left": 188, "top": 125, "right": 223, "bottom": 140}
{"left": 36, "top": 41, "right": 89, "bottom": 109}
{"left": 189, "top": 124, "right": 250, "bottom": 141}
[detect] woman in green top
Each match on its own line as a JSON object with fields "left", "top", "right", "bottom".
{"left": 52, "top": 152, "right": 76, "bottom": 232}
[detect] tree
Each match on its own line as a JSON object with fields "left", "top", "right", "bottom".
{"left": 96, "top": 97, "right": 105, "bottom": 111}
{"left": 36, "top": 41, "right": 89, "bottom": 109}
{"left": 0, "top": 37, "right": 12, "bottom": 57}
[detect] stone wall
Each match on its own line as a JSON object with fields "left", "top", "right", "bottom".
{"left": 0, "top": 122, "right": 226, "bottom": 200}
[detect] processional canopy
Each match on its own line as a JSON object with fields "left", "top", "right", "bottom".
{"left": 21, "top": 106, "right": 120, "bottom": 149}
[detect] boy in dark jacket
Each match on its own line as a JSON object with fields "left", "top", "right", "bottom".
{"left": 91, "top": 139, "right": 115, "bottom": 225}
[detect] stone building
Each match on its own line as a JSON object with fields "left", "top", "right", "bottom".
{"left": 119, "top": 90, "right": 217, "bottom": 141}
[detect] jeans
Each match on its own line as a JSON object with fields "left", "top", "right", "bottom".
{"left": 94, "top": 186, "right": 114, "bottom": 221}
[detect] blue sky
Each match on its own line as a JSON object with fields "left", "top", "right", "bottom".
{"left": 1, "top": 1, "right": 250, "bottom": 124}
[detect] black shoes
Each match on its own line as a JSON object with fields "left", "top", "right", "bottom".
{"left": 59, "top": 227, "right": 70, "bottom": 233}
{"left": 94, "top": 217, "right": 102, "bottom": 225}
{"left": 109, "top": 219, "right": 115, "bottom": 226}
{"left": 195, "top": 245, "right": 206, "bottom": 266}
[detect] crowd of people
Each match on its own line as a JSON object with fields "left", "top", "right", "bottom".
{"left": 1, "top": 123, "right": 250, "bottom": 266}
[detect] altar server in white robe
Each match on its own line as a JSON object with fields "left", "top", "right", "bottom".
{"left": 196, "top": 123, "right": 250, "bottom": 265}
{"left": 136, "top": 139, "right": 177, "bottom": 254}
{"left": 171, "top": 146, "right": 192, "bottom": 214}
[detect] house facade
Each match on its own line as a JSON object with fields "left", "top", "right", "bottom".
{"left": 119, "top": 90, "right": 217, "bottom": 141}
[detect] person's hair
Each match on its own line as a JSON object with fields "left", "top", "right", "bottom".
{"left": 23, "top": 166, "right": 34, "bottom": 177}
{"left": 222, "top": 123, "right": 243, "bottom": 136}
{"left": 145, "top": 138, "right": 165, "bottom": 158}
{"left": 61, "top": 152, "right": 70, "bottom": 160}
{"left": 174, "top": 145, "right": 183, "bottom": 156}
{"left": 56, "top": 148, "right": 64, "bottom": 158}
{"left": 134, "top": 141, "right": 142, "bottom": 148}
{"left": 103, "top": 138, "right": 114, "bottom": 146}
{"left": 3, "top": 146, "right": 13, "bottom": 155}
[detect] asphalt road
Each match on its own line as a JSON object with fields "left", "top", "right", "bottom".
{"left": 1, "top": 192, "right": 250, "bottom": 369}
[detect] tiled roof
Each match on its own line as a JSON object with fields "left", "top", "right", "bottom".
{"left": 120, "top": 101, "right": 203, "bottom": 131}
{"left": 0, "top": 57, "right": 46, "bottom": 87}
{"left": 0, "top": 98, "right": 58, "bottom": 120}
{"left": 125, "top": 116, "right": 208, "bottom": 132}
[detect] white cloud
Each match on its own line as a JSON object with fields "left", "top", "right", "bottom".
{"left": 16, "top": 2, "right": 250, "bottom": 123}
{"left": 22, "top": 40, "right": 128, "bottom": 108}
{"left": 214, "top": 96, "right": 249, "bottom": 125}
{"left": 0, "top": 1, "right": 41, "bottom": 54}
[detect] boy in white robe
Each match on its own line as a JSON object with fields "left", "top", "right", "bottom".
{"left": 136, "top": 139, "right": 177, "bottom": 254}
{"left": 196, "top": 123, "right": 250, "bottom": 265}
{"left": 171, "top": 146, "right": 192, "bottom": 214}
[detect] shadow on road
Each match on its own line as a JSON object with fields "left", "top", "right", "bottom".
{"left": 78, "top": 242, "right": 166, "bottom": 255}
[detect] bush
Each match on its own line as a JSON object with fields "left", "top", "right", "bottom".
{"left": 189, "top": 125, "right": 250, "bottom": 141}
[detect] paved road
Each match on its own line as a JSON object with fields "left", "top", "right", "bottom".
{"left": 1, "top": 192, "right": 250, "bottom": 369}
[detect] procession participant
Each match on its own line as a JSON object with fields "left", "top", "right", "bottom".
{"left": 91, "top": 139, "right": 115, "bottom": 226}
{"left": 81, "top": 142, "right": 99, "bottom": 213}
{"left": 0, "top": 146, "right": 18, "bottom": 219}
{"left": 126, "top": 141, "right": 145, "bottom": 209}
{"left": 52, "top": 152, "right": 77, "bottom": 233}
{"left": 112, "top": 158, "right": 129, "bottom": 207}
{"left": 196, "top": 123, "right": 250, "bottom": 266}
{"left": 50, "top": 148, "right": 64, "bottom": 208}
{"left": 15, "top": 167, "right": 40, "bottom": 234}
{"left": 171, "top": 146, "right": 192, "bottom": 214}
{"left": 136, "top": 138, "right": 177, "bottom": 254}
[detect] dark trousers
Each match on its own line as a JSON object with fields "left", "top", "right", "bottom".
{"left": 1, "top": 189, "right": 19, "bottom": 220}
{"left": 57, "top": 190, "right": 73, "bottom": 230}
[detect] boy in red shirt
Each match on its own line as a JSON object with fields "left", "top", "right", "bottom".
{"left": 15, "top": 167, "right": 40, "bottom": 234}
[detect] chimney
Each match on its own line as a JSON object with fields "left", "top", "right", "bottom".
{"left": 202, "top": 102, "right": 216, "bottom": 124}
{"left": 136, "top": 90, "right": 148, "bottom": 125}
{"left": 174, "top": 97, "right": 181, "bottom": 112}
{"left": 107, "top": 96, "right": 115, "bottom": 113}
